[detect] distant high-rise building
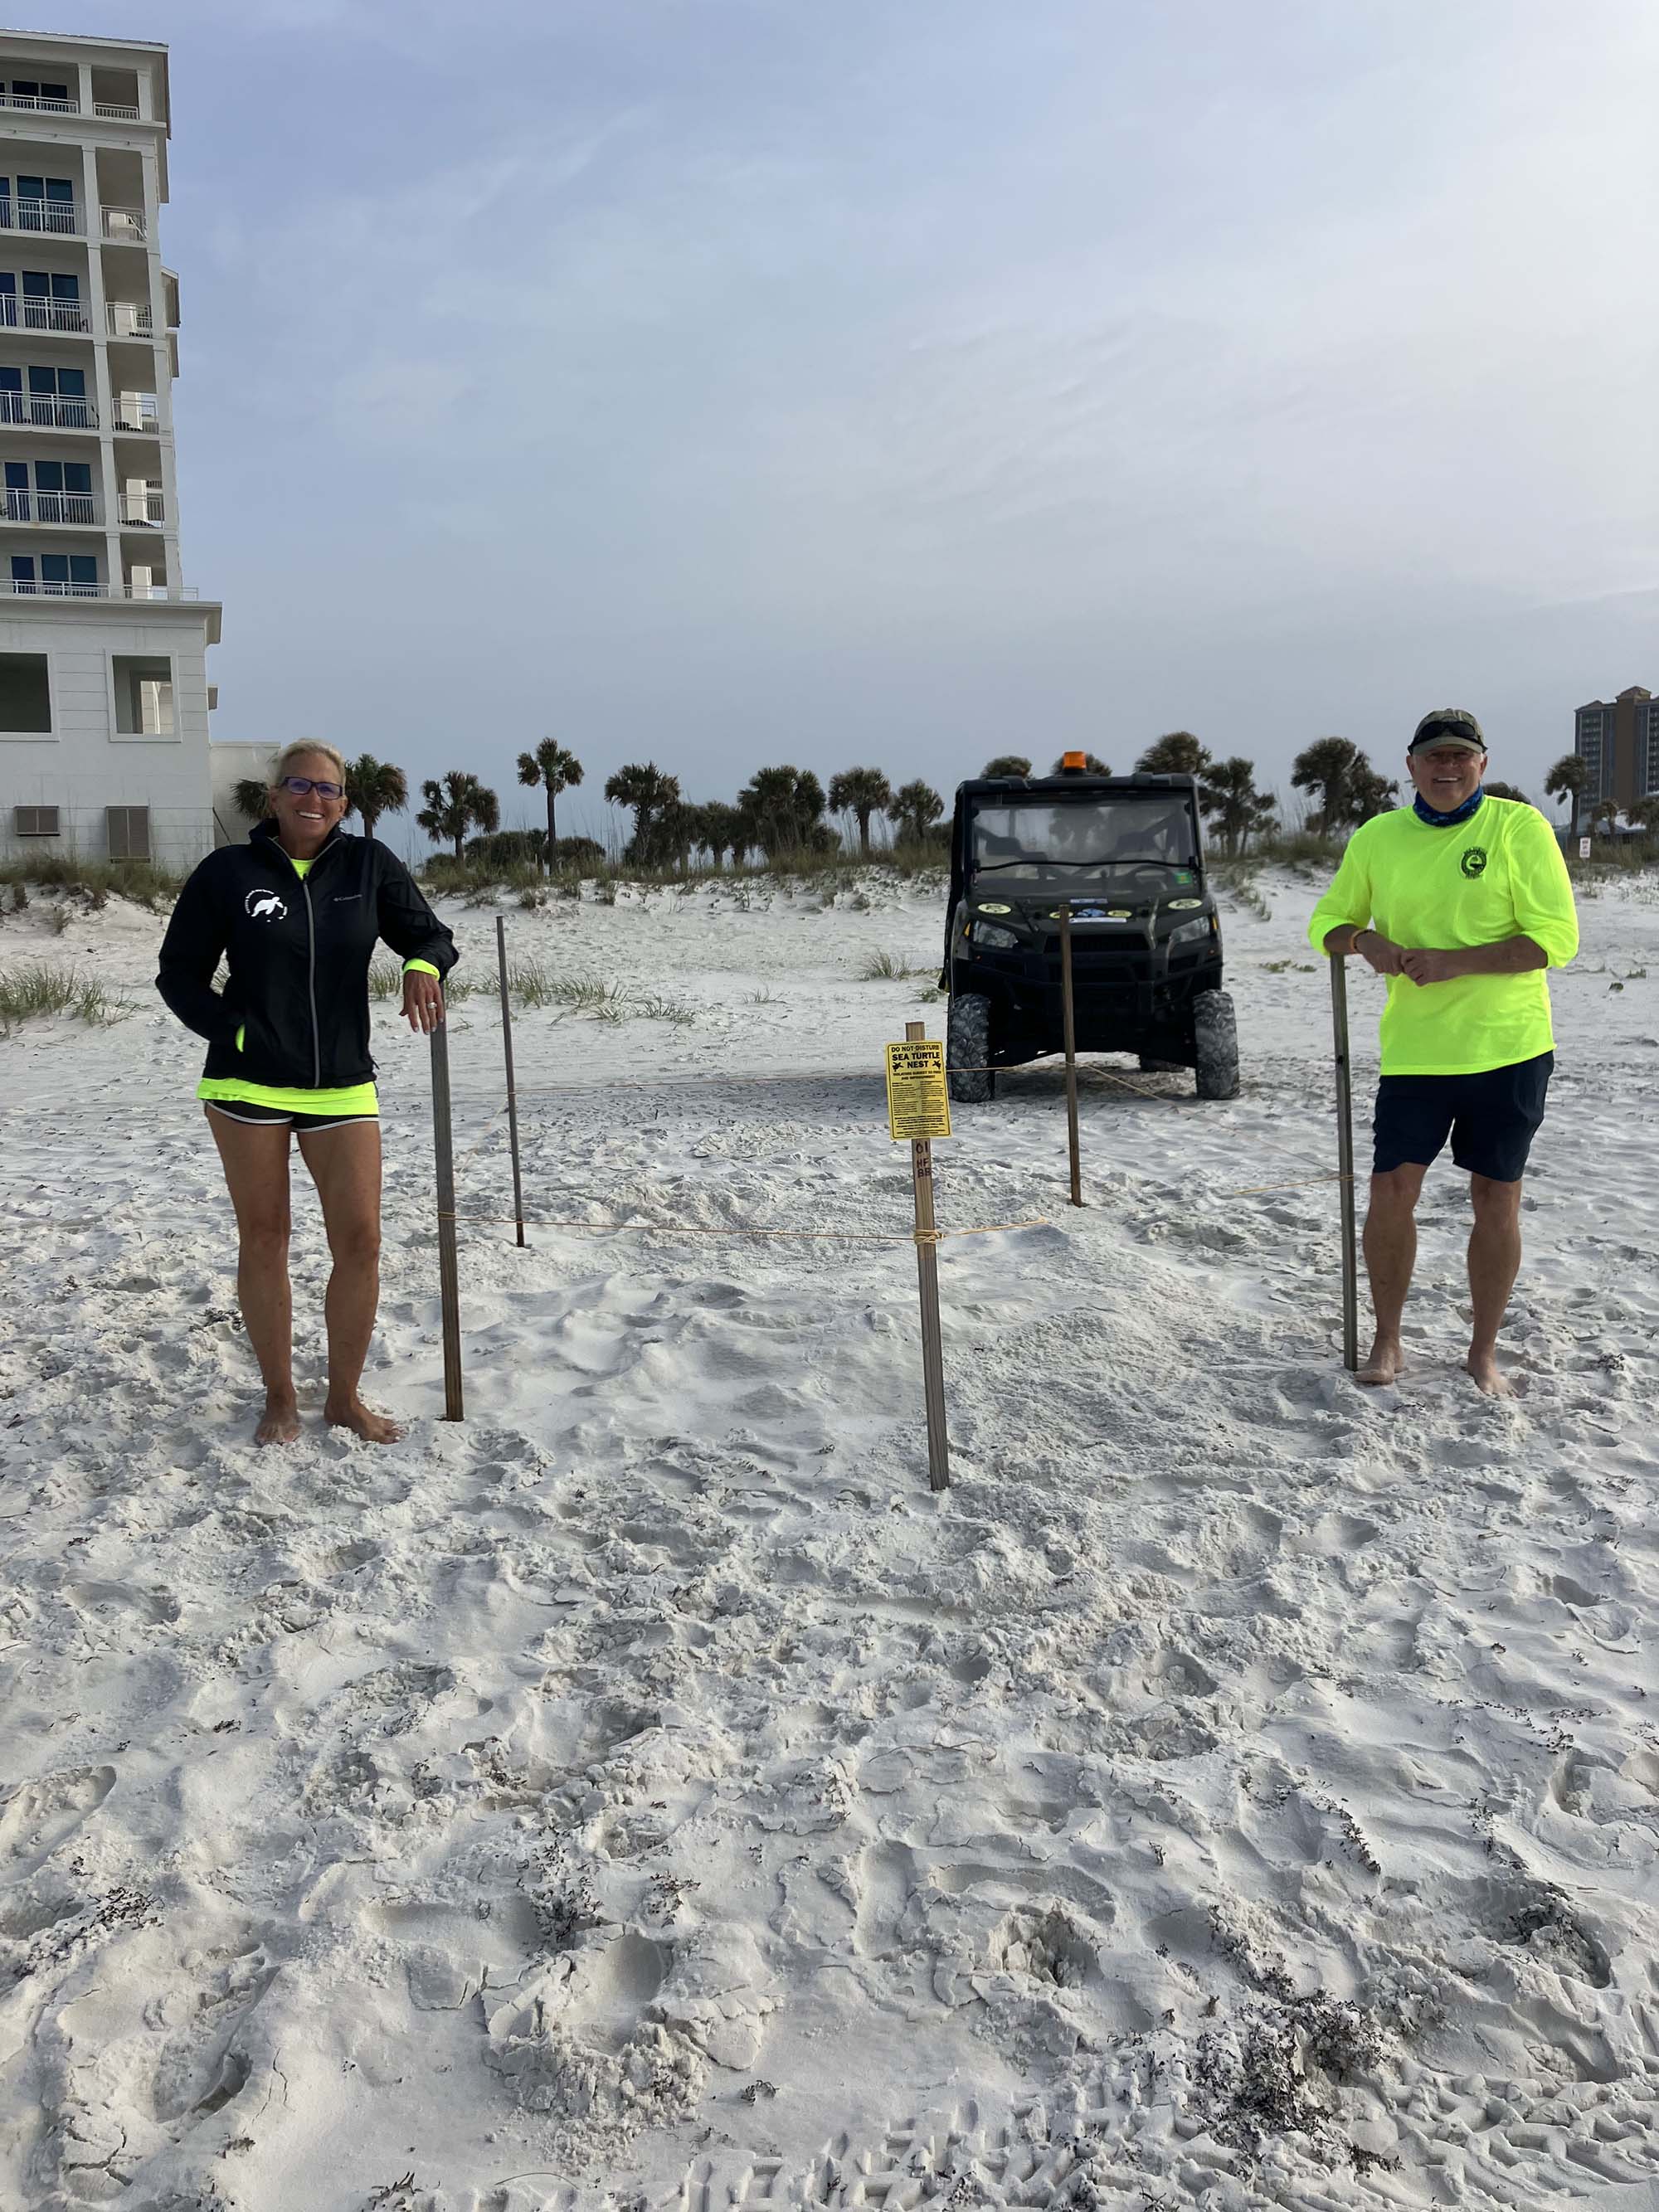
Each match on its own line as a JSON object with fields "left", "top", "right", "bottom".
{"left": 1574, "top": 687, "right": 1657, "bottom": 809}
{"left": 0, "top": 28, "right": 221, "bottom": 871}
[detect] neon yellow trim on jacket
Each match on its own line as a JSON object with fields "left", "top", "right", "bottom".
{"left": 1306, "top": 799, "right": 1579, "bottom": 1076}
{"left": 209, "top": 846, "right": 431, "bottom": 1102}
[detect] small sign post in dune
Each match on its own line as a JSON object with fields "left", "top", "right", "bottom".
{"left": 888, "top": 1024, "right": 951, "bottom": 1490}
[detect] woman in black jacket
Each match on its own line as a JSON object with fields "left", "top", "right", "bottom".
{"left": 158, "top": 741, "right": 458, "bottom": 1446}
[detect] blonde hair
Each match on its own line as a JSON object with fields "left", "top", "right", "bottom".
{"left": 270, "top": 739, "right": 348, "bottom": 789}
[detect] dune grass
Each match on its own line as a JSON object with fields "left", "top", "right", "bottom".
{"left": 859, "top": 950, "right": 933, "bottom": 980}
{"left": 0, "top": 961, "right": 134, "bottom": 1033}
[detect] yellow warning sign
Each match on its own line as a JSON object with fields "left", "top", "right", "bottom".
{"left": 885, "top": 1038, "right": 952, "bottom": 1142}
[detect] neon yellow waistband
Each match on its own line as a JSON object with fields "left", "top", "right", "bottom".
{"left": 198, "top": 1077, "right": 379, "bottom": 1115}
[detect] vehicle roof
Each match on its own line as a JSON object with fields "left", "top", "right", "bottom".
{"left": 955, "top": 771, "right": 1199, "bottom": 800}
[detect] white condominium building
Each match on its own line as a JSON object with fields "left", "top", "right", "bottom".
{"left": 0, "top": 27, "right": 222, "bottom": 872}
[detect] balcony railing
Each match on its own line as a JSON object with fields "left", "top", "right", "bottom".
{"left": 119, "top": 489, "right": 163, "bottom": 526}
{"left": 0, "top": 198, "right": 82, "bottom": 236}
{"left": 0, "top": 391, "right": 97, "bottom": 430}
{"left": 2, "top": 577, "right": 199, "bottom": 600}
{"left": 2, "top": 90, "right": 79, "bottom": 114}
{"left": 95, "top": 101, "right": 142, "bottom": 121}
{"left": 2, "top": 487, "right": 100, "bottom": 524}
{"left": 107, "top": 300, "right": 153, "bottom": 338}
{"left": 114, "top": 394, "right": 160, "bottom": 432}
{"left": 101, "top": 207, "right": 148, "bottom": 244}
{"left": 0, "top": 294, "right": 92, "bottom": 333}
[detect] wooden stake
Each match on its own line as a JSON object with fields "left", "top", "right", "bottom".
{"left": 905, "top": 1018, "right": 951, "bottom": 1490}
{"left": 1058, "top": 902, "right": 1082, "bottom": 1207}
{"left": 495, "top": 914, "right": 527, "bottom": 1248}
{"left": 430, "top": 1014, "right": 465, "bottom": 1420}
{"left": 1329, "top": 954, "right": 1360, "bottom": 1373}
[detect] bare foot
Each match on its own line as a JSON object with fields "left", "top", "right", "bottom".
{"left": 1465, "top": 1350, "right": 1511, "bottom": 1398}
{"left": 325, "top": 1396, "right": 405, "bottom": 1444}
{"left": 255, "top": 1398, "right": 302, "bottom": 1446}
{"left": 1356, "top": 1335, "right": 1405, "bottom": 1387}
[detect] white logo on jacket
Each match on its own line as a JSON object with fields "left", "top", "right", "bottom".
{"left": 245, "top": 890, "right": 288, "bottom": 922}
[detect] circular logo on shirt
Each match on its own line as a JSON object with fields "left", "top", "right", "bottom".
{"left": 245, "top": 889, "right": 289, "bottom": 921}
{"left": 1460, "top": 847, "right": 1488, "bottom": 878}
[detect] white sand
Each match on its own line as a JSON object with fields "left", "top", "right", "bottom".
{"left": 2, "top": 863, "right": 1658, "bottom": 2212}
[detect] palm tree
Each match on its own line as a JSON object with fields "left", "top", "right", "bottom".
{"left": 232, "top": 776, "right": 270, "bottom": 822}
{"left": 517, "top": 739, "right": 584, "bottom": 875}
{"left": 1137, "top": 731, "right": 1211, "bottom": 777}
{"left": 1590, "top": 794, "right": 1622, "bottom": 833}
{"left": 982, "top": 754, "right": 1033, "bottom": 777}
{"left": 1352, "top": 766, "right": 1399, "bottom": 824}
{"left": 416, "top": 771, "right": 500, "bottom": 863}
{"left": 827, "top": 766, "right": 893, "bottom": 857}
{"left": 1199, "top": 756, "right": 1277, "bottom": 857}
{"left": 1051, "top": 752, "right": 1112, "bottom": 774}
{"left": 649, "top": 797, "right": 699, "bottom": 872}
{"left": 696, "top": 799, "right": 747, "bottom": 868}
{"left": 346, "top": 753, "right": 408, "bottom": 844}
{"left": 1482, "top": 780, "right": 1531, "bottom": 805}
{"left": 1628, "top": 794, "right": 1659, "bottom": 834}
{"left": 603, "top": 762, "right": 680, "bottom": 861}
{"left": 737, "top": 766, "right": 827, "bottom": 857}
{"left": 887, "top": 780, "right": 945, "bottom": 846}
{"left": 1292, "top": 737, "right": 1378, "bottom": 838}
{"left": 1544, "top": 754, "right": 1588, "bottom": 835}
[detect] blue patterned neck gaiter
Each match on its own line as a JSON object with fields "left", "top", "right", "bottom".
{"left": 1413, "top": 786, "right": 1485, "bottom": 829}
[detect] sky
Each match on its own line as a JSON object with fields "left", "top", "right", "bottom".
{"left": 28, "top": 0, "right": 1659, "bottom": 843}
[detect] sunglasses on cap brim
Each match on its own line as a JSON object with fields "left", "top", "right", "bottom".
{"left": 1411, "top": 725, "right": 1485, "bottom": 751}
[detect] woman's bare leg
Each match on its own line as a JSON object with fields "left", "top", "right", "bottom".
{"left": 204, "top": 1106, "right": 299, "bottom": 1444}
{"left": 298, "top": 1120, "right": 402, "bottom": 1443}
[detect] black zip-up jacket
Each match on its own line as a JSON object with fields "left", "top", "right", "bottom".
{"left": 157, "top": 822, "right": 458, "bottom": 1089}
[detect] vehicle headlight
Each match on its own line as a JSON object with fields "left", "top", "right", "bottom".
{"left": 1167, "top": 916, "right": 1211, "bottom": 947}
{"left": 971, "top": 919, "right": 1019, "bottom": 949}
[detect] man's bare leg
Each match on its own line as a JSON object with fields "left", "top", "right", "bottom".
{"left": 205, "top": 1106, "right": 299, "bottom": 1444}
{"left": 299, "top": 1120, "right": 403, "bottom": 1443}
{"left": 1359, "top": 1163, "right": 1426, "bottom": 1383}
{"left": 1466, "top": 1173, "right": 1523, "bottom": 1397}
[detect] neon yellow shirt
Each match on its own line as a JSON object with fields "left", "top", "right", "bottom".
{"left": 195, "top": 852, "right": 441, "bottom": 1115}
{"left": 1306, "top": 799, "right": 1579, "bottom": 1075}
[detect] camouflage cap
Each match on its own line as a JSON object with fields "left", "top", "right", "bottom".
{"left": 1409, "top": 707, "right": 1486, "bottom": 755}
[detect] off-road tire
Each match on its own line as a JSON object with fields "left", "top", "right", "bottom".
{"left": 1194, "top": 989, "right": 1239, "bottom": 1100}
{"left": 946, "top": 992, "right": 995, "bottom": 1103}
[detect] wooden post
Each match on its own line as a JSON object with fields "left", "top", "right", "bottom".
{"left": 1058, "top": 902, "right": 1082, "bottom": 1207}
{"left": 495, "top": 914, "right": 526, "bottom": 1248}
{"left": 430, "top": 1014, "right": 465, "bottom": 1421}
{"left": 905, "top": 1018, "right": 951, "bottom": 1491}
{"left": 1329, "top": 954, "right": 1360, "bottom": 1373}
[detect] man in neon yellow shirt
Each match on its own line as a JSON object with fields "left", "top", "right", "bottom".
{"left": 1308, "top": 710, "right": 1578, "bottom": 1395}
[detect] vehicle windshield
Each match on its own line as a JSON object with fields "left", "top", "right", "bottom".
{"left": 969, "top": 797, "right": 1198, "bottom": 882}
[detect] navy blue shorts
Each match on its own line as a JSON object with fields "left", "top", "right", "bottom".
{"left": 1373, "top": 1053, "right": 1553, "bottom": 1184}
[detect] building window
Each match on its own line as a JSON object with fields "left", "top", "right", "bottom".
{"left": 0, "top": 363, "right": 90, "bottom": 427}
{"left": 9, "top": 552, "right": 99, "bottom": 596}
{"left": 13, "top": 803, "right": 59, "bottom": 835}
{"left": 0, "top": 269, "right": 82, "bottom": 328}
{"left": 0, "top": 649, "right": 50, "bottom": 731}
{"left": 3, "top": 458, "right": 95, "bottom": 523}
{"left": 107, "top": 805, "right": 151, "bottom": 862}
{"left": 112, "top": 654, "right": 174, "bottom": 736}
{"left": 1, "top": 174, "right": 77, "bottom": 233}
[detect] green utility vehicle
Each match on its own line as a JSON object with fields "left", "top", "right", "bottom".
{"left": 941, "top": 759, "right": 1239, "bottom": 1101}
